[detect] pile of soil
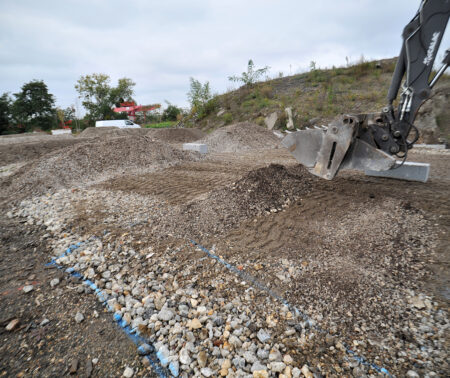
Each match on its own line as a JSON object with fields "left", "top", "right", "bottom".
{"left": 79, "top": 127, "right": 149, "bottom": 138}
{"left": 2, "top": 136, "right": 199, "bottom": 201}
{"left": 0, "top": 139, "right": 85, "bottom": 165}
{"left": 199, "top": 122, "right": 279, "bottom": 153}
{"left": 159, "top": 164, "right": 314, "bottom": 239}
{"left": 146, "top": 128, "right": 205, "bottom": 143}
{"left": 79, "top": 127, "right": 205, "bottom": 144}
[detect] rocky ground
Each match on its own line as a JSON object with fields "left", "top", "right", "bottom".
{"left": 1, "top": 125, "right": 449, "bottom": 377}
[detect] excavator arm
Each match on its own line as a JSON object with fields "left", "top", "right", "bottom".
{"left": 283, "top": 0, "right": 450, "bottom": 180}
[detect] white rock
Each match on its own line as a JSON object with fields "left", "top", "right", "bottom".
{"left": 158, "top": 308, "right": 174, "bottom": 322}
{"left": 257, "top": 329, "right": 271, "bottom": 343}
{"left": 265, "top": 112, "right": 278, "bottom": 130}
{"left": 23, "top": 285, "right": 34, "bottom": 293}
{"left": 179, "top": 348, "right": 191, "bottom": 365}
{"left": 74, "top": 312, "right": 84, "bottom": 323}
{"left": 285, "top": 107, "right": 294, "bottom": 130}
{"left": 269, "top": 362, "right": 286, "bottom": 373}
{"left": 301, "top": 364, "right": 313, "bottom": 378}
{"left": 123, "top": 366, "right": 134, "bottom": 377}
{"left": 201, "top": 367, "right": 214, "bottom": 377}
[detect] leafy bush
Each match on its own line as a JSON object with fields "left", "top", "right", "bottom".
{"left": 162, "top": 104, "right": 182, "bottom": 121}
{"left": 223, "top": 113, "right": 233, "bottom": 125}
{"left": 198, "top": 96, "right": 218, "bottom": 119}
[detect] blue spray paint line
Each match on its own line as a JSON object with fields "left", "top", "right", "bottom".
{"left": 45, "top": 241, "right": 84, "bottom": 267}
{"left": 46, "top": 244, "right": 171, "bottom": 377}
{"left": 189, "top": 240, "right": 393, "bottom": 377}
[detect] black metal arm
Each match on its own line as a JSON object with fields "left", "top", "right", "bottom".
{"left": 374, "top": 0, "right": 449, "bottom": 156}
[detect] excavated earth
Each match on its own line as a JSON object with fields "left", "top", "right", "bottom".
{"left": 0, "top": 124, "right": 449, "bottom": 377}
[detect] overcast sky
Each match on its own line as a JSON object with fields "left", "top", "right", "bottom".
{"left": 1, "top": 0, "right": 448, "bottom": 113}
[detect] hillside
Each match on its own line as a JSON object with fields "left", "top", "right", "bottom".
{"left": 192, "top": 58, "right": 450, "bottom": 143}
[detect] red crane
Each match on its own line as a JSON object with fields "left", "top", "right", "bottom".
{"left": 113, "top": 101, "right": 161, "bottom": 122}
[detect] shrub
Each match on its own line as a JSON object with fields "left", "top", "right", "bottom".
{"left": 162, "top": 104, "right": 182, "bottom": 121}
{"left": 228, "top": 59, "right": 270, "bottom": 87}
{"left": 223, "top": 113, "right": 233, "bottom": 125}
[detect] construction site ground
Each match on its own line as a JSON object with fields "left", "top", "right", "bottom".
{"left": 0, "top": 125, "right": 449, "bottom": 377}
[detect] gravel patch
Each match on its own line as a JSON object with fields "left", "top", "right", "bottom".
{"left": 199, "top": 122, "right": 280, "bottom": 153}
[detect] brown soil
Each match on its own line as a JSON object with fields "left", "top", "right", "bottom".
{"left": 0, "top": 217, "right": 156, "bottom": 378}
{"left": 79, "top": 127, "right": 150, "bottom": 138}
{"left": 1, "top": 123, "right": 449, "bottom": 376}
{"left": 79, "top": 127, "right": 205, "bottom": 144}
{"left": 0, "top": 137, "right": 85, "bottom": 165}
{"left": 1, "top": 136, "right": 200, "bottom": 201}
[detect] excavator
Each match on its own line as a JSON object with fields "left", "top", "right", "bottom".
{"left": 283, "top": 0, "right": 449, "bottom": 180}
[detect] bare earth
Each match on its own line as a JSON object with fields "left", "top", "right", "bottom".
{"left": 0, "top": 125, "right": 449, "bottom": 377}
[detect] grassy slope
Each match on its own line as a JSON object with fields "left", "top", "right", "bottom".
{"left": 192, "top": 58, "right": 450, "bottom": 141}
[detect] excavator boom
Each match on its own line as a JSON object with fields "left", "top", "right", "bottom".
{"left": 284, "top": 0, "right": 449, "bottom": 180}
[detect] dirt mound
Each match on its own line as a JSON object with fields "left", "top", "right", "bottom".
{"left": 146, "top": 128, "right": 205, "bottom": 143}
{"left": 0, "top": 138, "right": 87, "bottom": 165}
{"left": 163, "top": 164, "right": 314, "bottom": 239}
{"left": 2, "top": 136, "right": 199, "bottom": 200}
{"left": 199, "top": 122, "right": 279, "bottom": 153}
{"left": 79, "top": 127, "right": 150, "bottom": 138}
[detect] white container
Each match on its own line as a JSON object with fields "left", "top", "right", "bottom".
{"left": 51, "top": 129, "right": 72, "bottom": 135}
{"left": 183, "top": 143, "right": 208, "bottom": 154}
{"left": 95, "top": 120, "right": 141, "bottom": 129}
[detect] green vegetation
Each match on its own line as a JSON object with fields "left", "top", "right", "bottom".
{"left": 223, "top": 113, "right": 233, "bottom": 125}
{"left": 144, "top": 121, "right": 177, "bottom": 128}
{"left": 228, "top": 59, "right": 270, "bottom": 87}
{"left": 187, "top": 77, "right": 214, "bottom": 120}
{"left": 162, "top": 104, "right": 182, "bottom": 121}
{"left": 0, "top": 93, "right": 12, "bottom": 134}
{"left": 75, "top": 73, "right": 135, "bottom": 121}
{"left": 1, "top": 80, "right": 58, "bottom": 134}
{"left": 191, "top": 58, "right": 411, "bottom": 131}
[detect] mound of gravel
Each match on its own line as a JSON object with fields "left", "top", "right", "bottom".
{"left": 3, "top": 136, "right": 199, "bottom": 200}
{"left": 163, "top": 164, "right": 314, "bottom": 239}
{"left": 146, "top": 128, "right": 205, "bottom": 143}
{"left": 79, "top": 127, "right": 150, "bottom": 138}
{"left": 199, "top": 122, "right": 279, "bottom": 153}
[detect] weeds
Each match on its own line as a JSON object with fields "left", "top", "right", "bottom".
{"left": 144, "top": 121, "right": 176, "bottom": 128}
{"left": 223, "top": 113, "right": 233, "bottom": 125}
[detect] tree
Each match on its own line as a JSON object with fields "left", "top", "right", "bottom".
{"left": 228, "top": 59, "right": 270, "bottom": 86}
{"left": 187, "top": 78, "right": 212, "bottom": 111}
{"left": 75, "top": 74, "right": 135, "bottom": 120}
{"left": 12, "top": 80, "right": 56, "bottom": 131}
{"left": 0, "top": 93, "right": 12, "bottom": 135}
{"left": 162, "top": 102, "right": 182, "bottom": 121}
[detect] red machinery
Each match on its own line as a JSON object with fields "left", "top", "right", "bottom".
{"left": 113, "top": 101, "right": 161, "bottom": 122}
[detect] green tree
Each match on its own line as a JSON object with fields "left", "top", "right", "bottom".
{"left": 228, "top": 59, "right": 270, "bottom": 86}
{"left": 12, "top": 80, "right": 56, "bottom": 131}
{"left": 162, "top": 102, "right": 182, "bottom": 121}
{"left": 187, "top": 78, "right": 212, "bottom": 111}
{"left": 75, "top": 74, "right": 135, "bottom": 120}
{"left": 0, "top": 92, "right": 12, "bottom": 134}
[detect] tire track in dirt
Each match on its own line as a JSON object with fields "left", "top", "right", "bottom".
{"left": 97, "top": 161, "right": 252, "bottom": 205}
{"left": 223, "top": 190, "right": 352, "bottom": 254}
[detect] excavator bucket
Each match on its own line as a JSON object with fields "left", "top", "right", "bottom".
{"left": 282, "top": 115, "right": 396, "bottom": 180}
